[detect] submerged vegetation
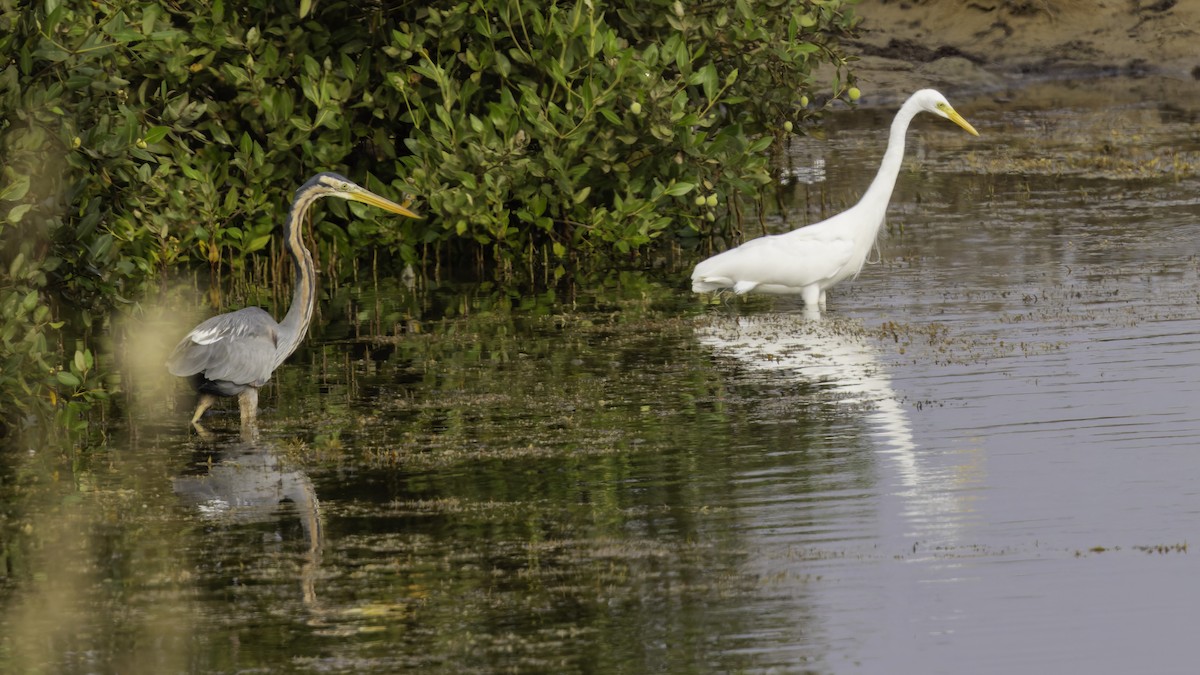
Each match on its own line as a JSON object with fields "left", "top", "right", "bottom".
{"left": 0, "top": 0, "right": 859, "bottom": 435}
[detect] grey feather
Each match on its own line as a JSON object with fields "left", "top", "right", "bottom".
{"left": 167, "top": 307, "right": 280, "bottom": 387}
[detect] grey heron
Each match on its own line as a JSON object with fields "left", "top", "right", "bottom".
{"left": 167, "top": 172, "right": 419, "bottom": 427}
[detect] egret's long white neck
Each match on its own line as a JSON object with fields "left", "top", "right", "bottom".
{"left": 856, "top": 95, "right": 924, "bottom": 218}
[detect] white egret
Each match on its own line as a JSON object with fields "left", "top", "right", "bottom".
{"left": 691, "top": 89, "right": 978, "bottom": 309}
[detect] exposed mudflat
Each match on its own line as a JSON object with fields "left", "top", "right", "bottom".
{"left": 846, "top": 0, "right": 1200, "bottom": 101}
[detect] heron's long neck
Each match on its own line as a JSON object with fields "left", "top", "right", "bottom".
{"left": 274, "top": 191, "right": 320, "bottom": 368}
{"left": 857, "top": 98, "right": 922, "bottom": 216}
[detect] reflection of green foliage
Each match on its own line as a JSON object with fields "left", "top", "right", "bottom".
{"left": 0, "top": 273, "right": 877, "bottom": 672}
{"left": 0, "top": 416, "right": 202, "bottom": 675}
{"left": 274, "top": 271, "right": 845, "bottom": 496}
{"left": 274, "top": 269, "right": 726, "bottom": 459}
{"left": 255, "top": 274, "right": 859, "bottom": 671}
{"left": 0, "top": 0, "right": 857, "bottom": 435}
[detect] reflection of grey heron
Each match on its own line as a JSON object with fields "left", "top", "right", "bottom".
{"left": 167, "top": 173, "right": 419, "bottom": 426}
{"left": 692, "top": 89, "right": 978, "bottom": 310}
{"left": 174, "top": 440, "right": 323, "bottom": 605}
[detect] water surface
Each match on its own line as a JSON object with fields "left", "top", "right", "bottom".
{"left": 3, "top": 77, "right": 1200, "bottom": 674}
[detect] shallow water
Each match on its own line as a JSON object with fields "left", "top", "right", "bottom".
{"left": 4, "top": 77, "right": 1200, "bottom": 673}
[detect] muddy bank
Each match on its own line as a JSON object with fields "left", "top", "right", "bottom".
{"left": 846, "top": 0, "right": 1200, "bottom": 101}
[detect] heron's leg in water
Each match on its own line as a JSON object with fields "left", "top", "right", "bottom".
{"left": 191, "top": 393, "right": 219, "bottom": 424}
{"left": 238, "top": 387, "right": 259, "bottom": 425}
{"left": 818, "top": 289, "right": 828, "bottom": 310}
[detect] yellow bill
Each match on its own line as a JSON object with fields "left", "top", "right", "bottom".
{"left": 946, "top": 108, "right": 980, "bottom": 137}
{"left": 350, "top": 187, "right": 421, "bottom": 219}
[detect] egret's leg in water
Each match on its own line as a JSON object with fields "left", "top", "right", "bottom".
{"left": 801, "top": 284, "right": 821, "bottom": 309}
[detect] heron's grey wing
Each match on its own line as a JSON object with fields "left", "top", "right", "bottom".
{"left": 167, "top": 307, "right": 281, "bottom": 386}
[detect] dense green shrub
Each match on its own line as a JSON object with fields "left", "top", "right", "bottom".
{"left": 393, "top": 0, "right": 860, "bottom": 262}
{"left": 0, "top": 0, "right": 858, "bottom": 436}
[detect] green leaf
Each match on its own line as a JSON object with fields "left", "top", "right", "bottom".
{"left": 180, "top": 164, "right": 203, "bottom": 181}
{"left": 56, "top": 371, "right": 81, "bottom": 388}
{"left": 109, "top": 29, "right": 144, "bottom": 44}
{"left": 6, "top": 204, "right": 32, "bottom": 223}
{"left": 8, "top": 252, "right": 24, "bottom": 278}
{"left": 664, "top": 182, "right": 696, "bottom": 197}
{"left": 300, "top": 0, "right": 313, "bottom": 18}
{"left": 142, "top": 125, "right": 170, "bottom": 145}
{"left": 0, "top": 175, "right": 31, "bottom": 201}
{"left": 643, "top": 43, "right": 659, "bottom": 68}
{"left": 695, "top": 64, "right": 718, "bottom": 100}
{"left": 674, "top": 39, "right": 690, "bottom": 76}
{"left": 142, "top": 4, "right": 160, "bottom": 33}
{"left": 748, "top": 135, "right": 773, "bottom": 153}
{"left": 245, "top": 234, "right": 272, "bottom": 253}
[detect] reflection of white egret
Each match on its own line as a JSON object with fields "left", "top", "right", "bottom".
{"left": 174, "top": 440, "right": 323, "bottom": 604}
{"left": 695, "top": 313, "right": 966, "bottom": 540}
{"left": 778, "top": 157, "right": 827, "bottom": 186}
{"left": 692, "top": 90, "right": 978, "bottom": 310}
{"left": 697, "top": 313, "right": 913, "bottom": 454}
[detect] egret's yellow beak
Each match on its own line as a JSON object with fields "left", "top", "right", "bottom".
{"left": 350, "top": 187, "right": 421, "bottom": 219}
{"left": 946, "top": 107, "right": 980, "bottom": 137}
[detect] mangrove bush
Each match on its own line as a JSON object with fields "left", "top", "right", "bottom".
{"left": 0, "top": 0, "right": 859, "bottom": 435}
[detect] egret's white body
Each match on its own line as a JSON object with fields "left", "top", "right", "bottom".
{"left": 691, "top": 89, "right": 978, "bottom": 309}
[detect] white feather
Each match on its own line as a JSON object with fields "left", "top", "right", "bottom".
{"left": 190, "top": 327, "right": 226, "bottom": 345}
